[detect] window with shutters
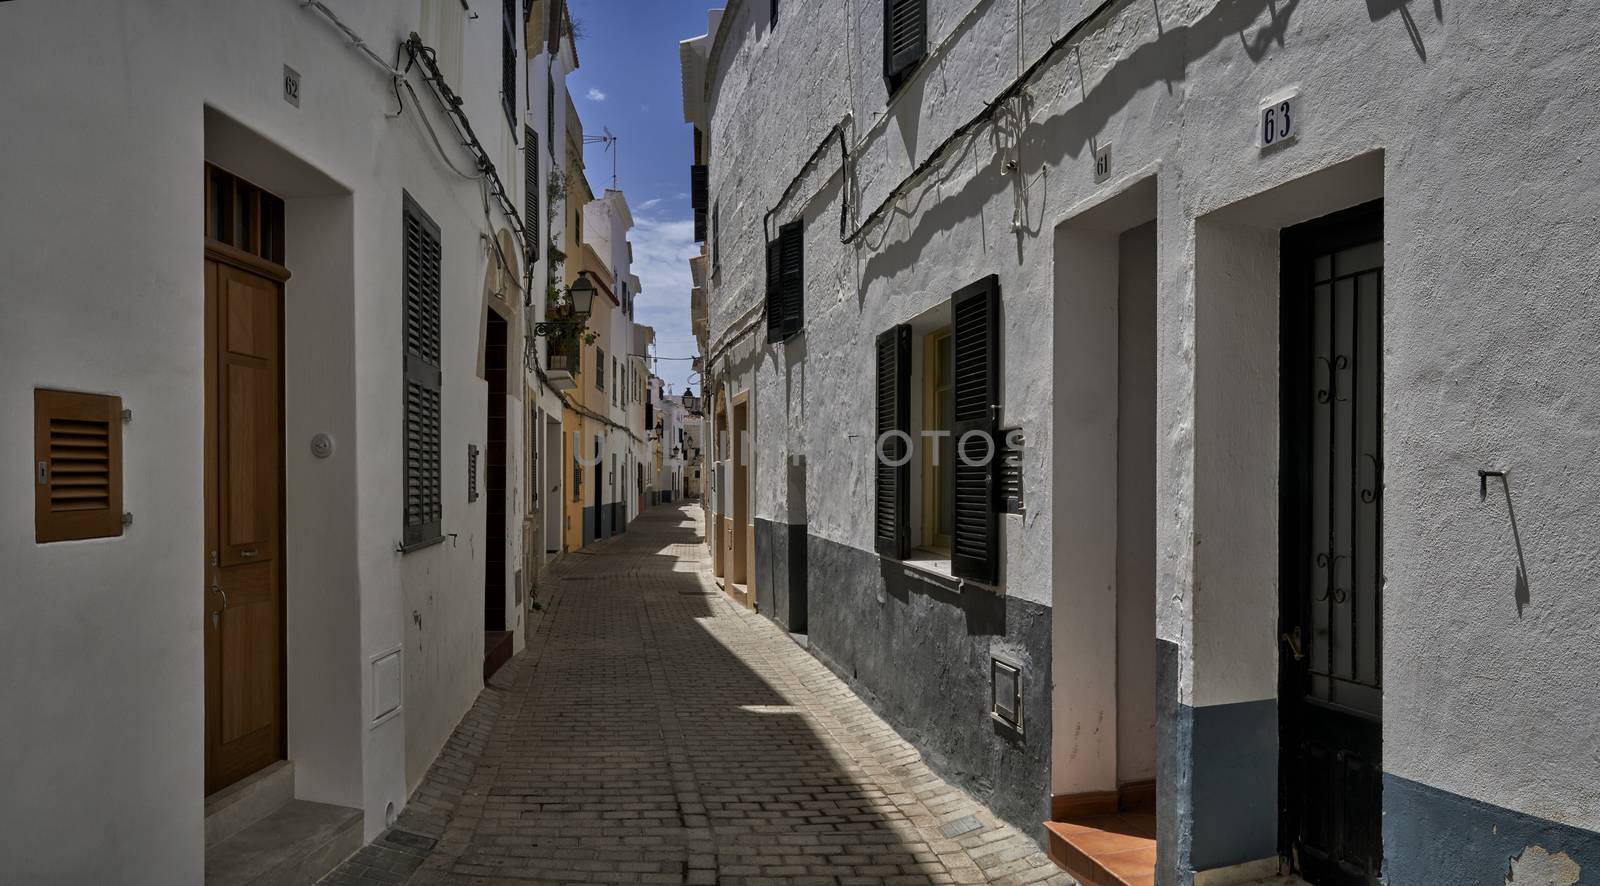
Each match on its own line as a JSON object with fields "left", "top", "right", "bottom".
{"left": 524, "top": 126, "right": 540, "bottom": 263}
{"left": 874, "top": 276, "right": 1002, "bottom": 584}
{"left": 765, "top": 220, "right": 804, "bottom": 343}
{"left": 402, "top": 193, "right": 445, "bottom": 550}
{"left": 34, "top": 389, "right": 123, "bottom": 543}
{"left": 883, "top": 0, "right": 927, "bottom": 95}
{"left": 501, "top": 0, "right": 518, "bottom": 128}
{"left": 596, "top": 346, "right": 606, "bottom": 391}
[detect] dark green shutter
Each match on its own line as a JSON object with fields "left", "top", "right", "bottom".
{"left": 883, "top": 0, "right": 927, "bottom": 82}
{"left": 765, "top": 238, "right": 784, "bottom": 343}
{"left": 524, "top": 126, "right": 540, "bottom": 263}
{"left": 875, "top": 325, "right": 911, "bottom": 558}
{"left": 779, "top": 221, "right": 804, "bottom": 339}
{"left": 402, "top": 193, "right": 444, "bottom": 549}
{"left": 950, "top": 275, "right": 1000, "bottom": 583}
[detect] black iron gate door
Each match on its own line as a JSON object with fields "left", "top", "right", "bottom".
{"left": 1280, "top": 200, "right": 1384, "bottom": 886}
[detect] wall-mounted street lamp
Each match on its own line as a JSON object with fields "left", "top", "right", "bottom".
{"left": 532, "top": 271, "right": 597, "bottom": 337}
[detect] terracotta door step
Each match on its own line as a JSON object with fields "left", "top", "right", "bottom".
{"left": 1045, "top": 811, "right": 1157, "bottom": 886}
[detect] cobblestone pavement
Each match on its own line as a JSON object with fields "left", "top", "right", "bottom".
{"left": 323, "top": 503, "right": 1071, "bottom": 886}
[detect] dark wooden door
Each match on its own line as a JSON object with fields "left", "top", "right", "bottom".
{"left": 1280, "top": 201, "right": 1383, "bottom": 885}
{"left": 205, "top": 257, "right": 286, "bottom": 794}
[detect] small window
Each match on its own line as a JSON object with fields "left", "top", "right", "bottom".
{"left": 771, "top": 0, "right": 779, "bottom": 29}
{"left": 596, "top": 346, "right": 606, "bottom": 391}
{"left": 711, "top": 201, "right": 721, "bottom": 275}
{"left": 34, "top": 389, "right": 123, "bottom": 543}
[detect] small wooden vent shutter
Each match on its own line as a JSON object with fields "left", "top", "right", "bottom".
{"left": 951, "top": 275, "right": 1001, "bottom": 584}
{"left": 403, "top": 194, "right": 444, "bottom": 549}
{"left": 874, "top": 325, "right": 911, "bottom": 558}
{"left": 883, "top": 0, "right": 927, "bottom": 82}
{"left": 524, "top": 126, "right": 540, "bottom": 264}
{"left": 34, "top": 389, "right": 123, "bottom": 543}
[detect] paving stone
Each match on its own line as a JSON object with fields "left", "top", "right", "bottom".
{"left": 322, "top": 505, "right": 1069, "bottom": 885}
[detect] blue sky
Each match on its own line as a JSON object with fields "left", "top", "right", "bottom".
{"left": 566, "top": 0, "right": 714, "bottom": 397}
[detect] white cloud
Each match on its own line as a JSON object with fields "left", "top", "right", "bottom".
{"left": 586, "top": 87, "right": 607, "bottom": 102}
{"left": 638, "top": 197, "right": 664, "bottom": 210}
{"left": 626, "top": 212, "right": 701, "bottom": 394}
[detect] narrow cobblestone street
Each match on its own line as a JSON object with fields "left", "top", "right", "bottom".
{"left": 325, "top": 504, "right": 1069, "bottom": 886}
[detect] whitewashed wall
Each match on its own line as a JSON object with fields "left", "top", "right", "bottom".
{"left": 695, "top": 0, "right": 1600, "bottom": 860}
{"left": 0, "top": 0, "right": 531, "bottom": 879}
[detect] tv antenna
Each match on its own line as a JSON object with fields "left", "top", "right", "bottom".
{"left": 583, "top": 127, "right": 618, "bottom": 189}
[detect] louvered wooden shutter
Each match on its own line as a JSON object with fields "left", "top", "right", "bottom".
{"left": 501, "top": 0, "right": 518, "bottom": 125}
{"left": 883, "top": 0, "right": 927, "bottom": 82}
{"left": 712, "top": 202, "right": 721, "bottom": 272}
{"left": 690, "top": 165, "right": 708, "bottom": 212}
{"left": 779, "top": 221, "right": 804, "bottom": 339}
{"left": 524, "top": 126, "right": 540, "bottom": 263}
{"left": 874, "top": 325, "right": 911, "bottom": 558}
{"left": 765, "top": 237, "right": 783, "bottom": 343}
{"left": 403, "top": 194, "right": 444, "bottom": 549}
{"left": 34, "top": 389, "right": 123, "bottom": 543}
{"left": 951, "top": 275, "right": 1000, "bottom": 584}
{"left": 546, "top": 0, "right": 562, "bottom": 54}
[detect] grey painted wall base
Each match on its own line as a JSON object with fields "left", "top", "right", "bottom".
{"left": 1156, "top": 639, "right": 1194, "bottom": 886}
{"left": 1384, "top": 773, "right": 1600, "bottom": 886}
{"left": 804, "top": 532, "right": 1051, "bottom": 841}
{"left": 1190, "top": 699, "right": 1276, "bottom": 871}
{"left": 753, "top": 518, "right": 807, "bottom": 633}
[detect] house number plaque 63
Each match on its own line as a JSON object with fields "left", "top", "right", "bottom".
{"left": 1260, "top": 91, "right": 1297, "bottom": 148}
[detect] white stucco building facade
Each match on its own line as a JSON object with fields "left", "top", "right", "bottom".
{"left": 0, "top": 1, "right": 568, "bottom": 881}
{"left": 681, "top": 0, "right": 1600, "bottom": 884}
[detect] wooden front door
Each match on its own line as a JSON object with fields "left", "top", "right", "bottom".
{"left": 1279, "top": 200, "right": 1383, "bottom": 885}
{"left": 204, "top": 256, "right": 286, "bottom": 794}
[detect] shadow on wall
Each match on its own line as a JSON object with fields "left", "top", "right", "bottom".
{"left": 859, "top": 0, "right": 1325, "bottom": 284}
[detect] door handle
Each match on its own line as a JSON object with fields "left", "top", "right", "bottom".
{"left": 1281, "top": 626, "right": 1304, "bottom": 661}
{"left": 210, "top": 574, "right": 228, "bottom": 629}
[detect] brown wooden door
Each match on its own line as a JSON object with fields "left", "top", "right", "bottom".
{"left": 204, "top": 257, "right": 286, "bottom": 794}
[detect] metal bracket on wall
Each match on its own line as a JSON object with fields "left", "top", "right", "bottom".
{"left": 1478, "top": 469, "right": 1506, "bottom": 499}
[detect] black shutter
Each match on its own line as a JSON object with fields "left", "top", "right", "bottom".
{"left": 546, "top": 0, "right": 562, "bottom": 55}
{"left": 545, "top": 70, "right": 556, "bottom": 159}
{"left": 874, "top": 325, "right": 911, "bottom": 559}
{"left": 501, "top": 0, "right": 517, "bottom": 126}
{"left": 690, "top": 165, "right": 708, "bottom": 211}
{"left": 765, "top": 238, "right": 783, "bottom": 343}
{"left": 694, "top": 210, "right": 708, "bottom": 243}
{"left": 779, "top": 221, "right": 804, "bottom": 339}
{"left": 403, "top": 193, "right": 444, "bottom": 549}
{"left": 712, "top": 202, "right": 720, "bottom": 272}
{"left": 883, "top": 0, "right": 927, "bottom": 82}
{"left": 524, "top": 126, "right": 540, "bottom": 263}
{"left": 950, "top": 275, "right": 1000, "bottom": 583}
{"left": 771, "top": 0, "right": 780, "bottom": 28}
